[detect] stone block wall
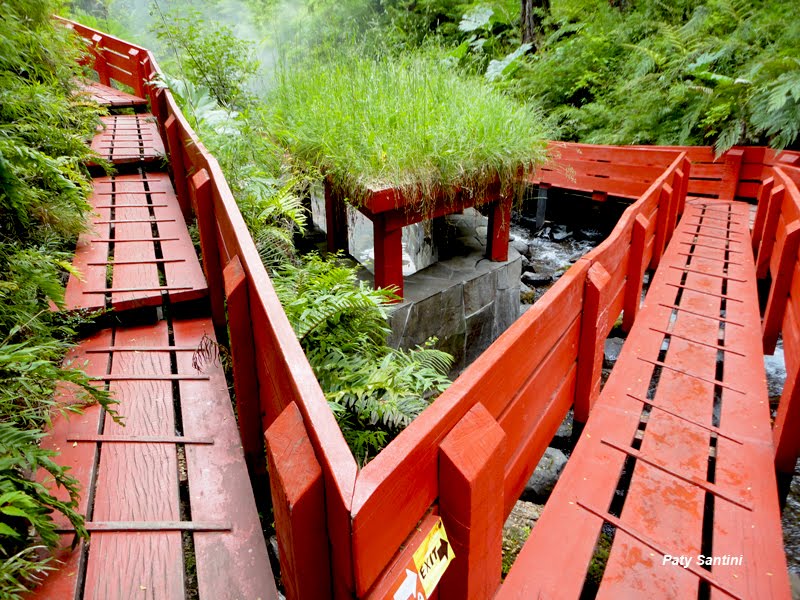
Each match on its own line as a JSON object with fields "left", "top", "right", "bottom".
{"left": 388, "top": 252, "right": 522, "bottom": 373}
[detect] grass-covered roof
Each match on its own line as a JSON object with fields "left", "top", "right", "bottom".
{"left": 269, "top": 51, "right": 549, "bottom": 207}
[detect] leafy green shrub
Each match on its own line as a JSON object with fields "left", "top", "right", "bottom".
{"left": 151, "top": 6, "right": 259, "bottom": 108}
{"left": 269, "top": 49, "right": 549, "bottom": 210}
{"left": 510, "top": 0, "right": 800, "bottom": 152}
{"left": 271, "top": 253, "right": 452, "bottom": 464}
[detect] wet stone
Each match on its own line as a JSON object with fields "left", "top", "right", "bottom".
{"left": 494, "top": 287, "right": 520, "bottom": 338}
{"left": 524, "top": 447, "right": 568, "bottom": 502}
{"left": 522, "top": 271, "right": 553, "bottom": 287}
{"left": 464, "top": 270, "right": 496, "bottom": 316}
{"left": 604, "top": 337, "right": 626, "bottom": 368}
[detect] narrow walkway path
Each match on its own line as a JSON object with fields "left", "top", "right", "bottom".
{"left": 33, "top": 83, "right": 277, "bottom": 599}
{"left": 500, "top": 198, "right": 789, "bottom": 598}
{"left": 65, "top": 172, "right": 207, "bottom": 312}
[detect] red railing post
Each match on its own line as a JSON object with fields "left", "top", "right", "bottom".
{"left": 623, "top": 214, "right": 650, "bottom": 332}
{"left": 721, "top": 148, "right": 744, "bottom": 200}
{"left": 223, "top": 255, "right": 266, "bottom": 486}
{"left": 575, "top": 262, "right": 612, "bottom": 422}
{"left": 163, "top": 114, "right": 192, "bottom": 222}
{"left": 373, "top": 216, "right": 404, "bottom": 297}
{"left": 266, "top": 403, "right": 333, "bottom": 600}
{"left": 438, "top": 402, "right": 506, "bottom": 600}
{"left": 774, "top": 373, "right": 800, "bottom": 474}
{"left": 487, "top": 195, "right": 512, "bottom": 262}
{"left": 752, "top": 177, "right": 775, "bottom": 256}
{"left": 127, "top": 48, "right": 146, "bottom": 98}
{"left": 650, "top": 183, "right": 673, "bottom": 269}
{"left": 90, "top": 33, "right": 110, "bottom": 86}
{"left": 189, "top": 169, "right": 225, "bottom": 328}
{"left": 762, "top": 222, "right": 800, "bottom": 354}
{"left": 756, "top": 184, "right": 786, "bottom": 278}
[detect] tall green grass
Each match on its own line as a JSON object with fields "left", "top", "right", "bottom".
{"left": 269, "top": 51, "right": 549, "bottom": 208}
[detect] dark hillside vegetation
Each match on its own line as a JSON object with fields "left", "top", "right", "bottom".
{"left": 0, "top": 1, "right": 113, "bottom": 596}
{"left": 380, "top": 0, "right": 800, "bottom": 153}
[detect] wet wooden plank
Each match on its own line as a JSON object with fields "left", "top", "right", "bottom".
{"left": 147, "top": 173, "right": 208, "bottom": 305}
{"left": 77, "top": 80, "right": 147, "bottom": 109}
{"left": 32, "top": 331, "right": 112, "bottom": 599}
{"left": 64, "top": 174, "right": 206, "bottom": 313}
{"left": 109, "top": 177, "right": 163, "bottom": 311}
{"left": 84, "top": 322, "right": 185, "bottom": 600}
{"left": 90, "top": 114, "right": 165, "bottom": 165}
{"left": 174, "top": 317, "right": 279, "bottom": 600}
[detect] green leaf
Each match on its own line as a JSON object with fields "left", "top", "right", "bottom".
{"left": 459, "top": 6, "right": 494, "bottom": 33}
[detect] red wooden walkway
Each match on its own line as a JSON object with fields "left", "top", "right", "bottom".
{"left": 35, "top": 316, "right": 276, "bottom": 599}
{"left": 64, "top": 172, "right": 207, "bottom": 312}
{"left": 37, "top": 17, "right": 800, "bottom": 600}
{"left": 499, "top": 198, "right": 789, "bottom": 598}
{"left": 76, "top": 80, "right": 148, "bottom": 111}
{"left": 34, "top": 28, "right": 276, "bottom": 598}
{"left": 90, "top": 114, "right": 165, "bottom": 165}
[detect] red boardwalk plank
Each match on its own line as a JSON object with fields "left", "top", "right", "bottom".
{"left": 499, "top": 199, "right": 790, "bottom": 599}
{"left": 77, "top": 80, "right": 148, "bottom": 110}
{"left": 64, "top": 173, "right": 207, "bottom": 312}
{"left": 32, "top": 317, "right": 277, "bottom": 599}
{"left": 85, "top": 321, "right": 185, "bottom": 599}
{"left": 90, "top": 114, "right": 165, "bottom": 165}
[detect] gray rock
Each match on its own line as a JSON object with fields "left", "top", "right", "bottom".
{"left": 387, "top": 302, "right": 412, "bottom": 348}
{"left": 520, "top": 255, "right": 533, "bottom": 272}
{"left": 521, "top": 271, "right": 553, "bottom": 287}
{"left": 493, "top": 287, "right": 520, "bottom": 338}
{"left": 604, "top": 337, "right": 626, "bottom": 368}
{"left": 496, "top": 256, "right": 522, "bottom": 290}
{"left": 502, "top": 500, "right": 544, "bottom": 576}
{"left": 552, "top": 225, "right": 573, "bottom": 241}
{"left": 464, "top": 271, "right": 496, "bottom": 316}
{"left": 519, "top": 282, "right": 533, "bottom": 296}
{"left": 401, "top": 284, "right": 465, "bottom": 348}
{"left": 465, "top": 302, "right": 496, "bottom": 364}
{"left": 525, "top": 448, "right": 568, "bottom": 501}
{"left": 476, "top": 225, "right": 488, "bottom": 239}
{"left": 790, "top": 571, "right": 800, "bottom": 600}
{"left": 269, "top": 535, "right": 280, "bottom": 562}
{"left": 510, "top": 238, "right": 530, "bottom": 255}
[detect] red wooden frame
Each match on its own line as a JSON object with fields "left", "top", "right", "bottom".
{"left": 324, "top": 178, "right": 513, "bottom": 298}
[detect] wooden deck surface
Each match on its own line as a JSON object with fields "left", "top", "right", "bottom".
{"left": 499, "top": 199, "right": 790, "bottom": 599}
{"left": 33, "top": 316, "right": 278, "bottom": 599}
{"left": 64, "top": 173, "right": 207, "bottom": 312}
{"left": 77, "top": 80, "right": 148, "bottom": 110}
{"left": 90, "top": 114, "right": 165, "bottom": 165}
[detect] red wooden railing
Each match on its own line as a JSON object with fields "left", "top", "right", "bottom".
{"left": 59, "top": 17, "right": 800, "bottom": 600}
{"left": 754, "top": 155, "right": 800, "bottom": 474}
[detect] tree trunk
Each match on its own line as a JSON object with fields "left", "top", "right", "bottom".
{"left": 521, "top": 0, "right": 550, "bottom": 48}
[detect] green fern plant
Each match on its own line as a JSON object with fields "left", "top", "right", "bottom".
{"left": 271, "top": 253, "right": 452, "bottom": 464}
